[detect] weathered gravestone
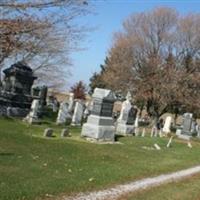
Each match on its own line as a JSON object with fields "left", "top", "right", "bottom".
{"left": 71, "top": 101, "right": 84, "bottom": 126}
{"left": 181, "top": 113, "right": 193, "bottom": 136}
{"left": 116, "top": 92, "right": 137, "bottom": 136}
{"left": 47, "top": 95, "right": 59, "bottom": 112}
{"left": 43, "top": 128, "right": 53, "bottom": 137}
{"left": 81, "top": 88, "right": 116, "bottom": 141}
{"left": 24, "top": 99, "right": 40, "bottom": 124}
{"left": 61, "top": 128, "right": 69, "bottom": 137}
{"left": 56, "top": 102, "right": 71, "bottom": 125}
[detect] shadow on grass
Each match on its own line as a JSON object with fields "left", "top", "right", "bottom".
{"left": 0, "top": 152, "right": 15, "bottom": 156}
{"left": 115, "top": 134, "right": 125, "bottom": 141}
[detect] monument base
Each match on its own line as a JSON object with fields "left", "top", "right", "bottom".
{"left": 23, "top": 115, "right": 40, "bottom": 124}
{"left": 71, "top": 123, "right": 81, "bottom": 126}
{"left": 116, "top": 123, "right": 134, "bottom": 136}
{"left": 178, "top": 134, "right": 191, "bottom": 140}
{"left": 81, "top": 115, "right": 115, "bottom": 141}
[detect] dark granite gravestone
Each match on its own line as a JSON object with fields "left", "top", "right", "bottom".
{"left": 3, "top": 62, "right": 37, "bottom": 94}
{"left": 0, "top": 62, "right": 38, "bottom": 117}
{"left": 81, "top": 88, "right": 116, "bottom": 141}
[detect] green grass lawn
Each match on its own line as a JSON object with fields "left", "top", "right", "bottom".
{"left": 124, "top": 174, "right": 200, "bottom": 200}
{"left": 1, "top": 117, "right": 200, "bottom": 200}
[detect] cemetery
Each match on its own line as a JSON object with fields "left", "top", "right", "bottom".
{"left": 1, "top": 2, "right": 200, "bottom": 200}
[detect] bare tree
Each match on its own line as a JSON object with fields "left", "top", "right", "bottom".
{"left": 0, "top": 0, "right": 92, "bottom": 88}
{"left": 101, "top": 7, "right": 200, "bottom": 121}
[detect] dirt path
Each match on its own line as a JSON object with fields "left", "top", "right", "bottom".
{"left": 61, "top": 165, "right": 200, "bottom": 200}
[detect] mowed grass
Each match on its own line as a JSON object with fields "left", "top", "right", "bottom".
{"left": 1, "top": 117, "right": 200, "bottom": 200}
{"left": 124, "top": 174, "right": 200, "bottom": 200}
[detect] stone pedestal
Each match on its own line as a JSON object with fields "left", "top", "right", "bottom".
{"left": 116, "top": 123, "right": 134, "bottom": 136}
{"left": 81, "top": 88, "right": 116, "bottom": 142}
{"left": 81, "top": 115, "right": 115, "bottom": 141}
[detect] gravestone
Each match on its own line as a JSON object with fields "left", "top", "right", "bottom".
{"left": 61, "top": 128, "right": 69, "bottom": 137}
{"left": 81, "top": 88, "right": 116, "bottom": 141}
{"left": 39, "top": 86, "right": 48, "bottom": 107}
{"left": 134, "top": 115, "right": 139, "bottom": 136}
{"left": 0, "top": 62, "right": 37, "bottom": 117}
{"left": 116, "top": 92, "right": 137, "bottom": 136}
{"left": 71, "top": 101, "right": 84, "bottom": 126}
{"left": 44, "top": 128, "right": 53, "bottom": 137}
{"left": 56, "top": 102, "right": 71, "bottom": 125}
{"left": 24, "top": 99, "right": 40, "bottom": 124}
{"left": 83, "top": 101, "right": 90, "bottom": 119}
{"left": 47, "top": 95, "right": 59, "bottom": 112}
{"left": 181, "top": 113, "right": 193, "bottom": 136}
{"left": 68, "top": 92, "right": 74, "bottom": 112}
{"left": 163, "top": 116, "right": 172, "bottom": 134}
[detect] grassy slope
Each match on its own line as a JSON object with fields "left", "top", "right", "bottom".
{"left": 1, "top": 117, "right": 200, "bottom": 200}
{"left": 125, "top": 174, "right": 200, "bottom": 200}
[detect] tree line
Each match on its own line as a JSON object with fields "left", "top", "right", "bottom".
{"left": 90, "top": 7, "right": 200, "bottom": 120}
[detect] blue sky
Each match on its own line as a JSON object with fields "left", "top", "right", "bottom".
{"left": 69, "top": 0, "right": 200, "bottom": 88}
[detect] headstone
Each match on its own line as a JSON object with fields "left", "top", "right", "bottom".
{"left": 154, "top": 143, "right": 161, "bottom": 150}
{"left": 47, "top": 95, "right": 59, "bottom": 112}
{"left": 176, "top": 128, "right": 182, "bottom": 136}
{"left": 116, "top": 92, "right": 137, "bottom": 136}
{"left": 187, "top": 141, "right": 192, "bottom": 148}
{"left": 167, "top": 136, "right": 173, "bottom": 148}
{"left": 61, "top": 128, "right": 69, "bottom": 137}
{"left": 0, "top": 62, "right": 37, "bottom": 117}
{"left": 24, "top": 99, "right": 40, "bottom": 124}
{"left": 83, "top": 101, "right": 90, "bottom": 119}
{"left": 181, "top": 113, "right": 193, "bottom": 136}
{"left": 56, "top": 102, "right": 71, "bottom": 125}
{"left": 3, "top": 62, "right": 37, "bottom": 94}
{"left": 197, "top": 125, "right": 200, "bottom": 137}
{"left": 141, "top": 128, "right": 146, "bottom": 137}
{"left": 151, "top": 125, "right": 158, "bottom": 137}
{"left": 134, "top": 116, "right": 139, "bottom": 136}
{"left": 163, "top": 116, "right": 172, "bottom": 134}
{"left": 44, "top": 128, "right": 53, "bottom": 137}
{"left": 71, "top": 101, "right": 84, "bottom": 126}
{"left": 81, "top": 88, "right": 116, "bottom": 142}
{"left": 68, "top": 92, "right": 74, "bottom": 112}
{"left": 39, "top": 86, "right": 48, "bottom": 107}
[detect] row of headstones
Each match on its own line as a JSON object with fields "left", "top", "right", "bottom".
{"left": 23, "top": 92, "right": 89, "bottom": 125}
{"left": 43, "top": 128, "right": 70, "bottom": 137}
{"left": 81, "top": 88, "right": 140, "bottom": 142}
{"left": 176, "top": 113, "right": 200, "bottom": 139}
{"left": 56, "top": 93, "right": 90, "bottom": 126}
